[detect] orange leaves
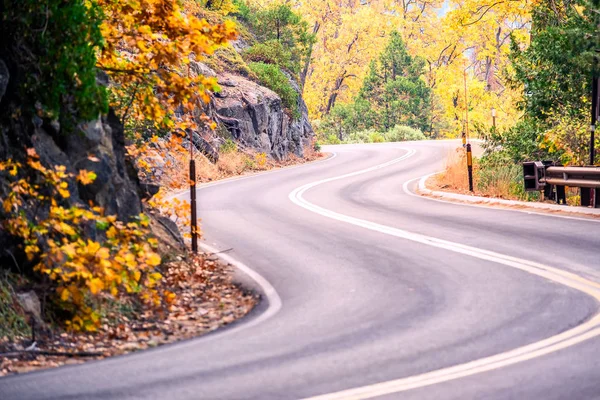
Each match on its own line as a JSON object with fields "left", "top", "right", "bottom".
{"left": 97, "top": 0, "right": 237, "bottom": 134}
{"left": 146, "top": 252, "right": 161, "bottom": 267}
{"left": 76, "top": 170, "right": 97, "bottom": 185}
{"left": 88, "top": 278, "right": 105, "bottom": 295}
{"left": 0, "top": 153, "right": 171, "bottom": 333}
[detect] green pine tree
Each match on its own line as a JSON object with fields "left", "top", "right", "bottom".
{"left": 357, "top": 31, "right": 432, "bottom": 133}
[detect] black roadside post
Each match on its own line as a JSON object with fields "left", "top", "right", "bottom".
{"left": 583, "top": 76, "right": 599, "bottom": 207}
{"left": 591, "top": 76, "right": 598, "bottom": 166}
{"left": 466, "top": 143, "right": 474, "bottom": 192}
{"left": 189, "top": 130, "right": 198, "bottom": 254}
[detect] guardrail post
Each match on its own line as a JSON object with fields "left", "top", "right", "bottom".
{"left": 556, "top": 185, "right": 567, "bottom": 205}
{"left": 582, "top": 188, "right": 592, "bottom": 207}
{"left": 591, "top": 76, "right": 598, "bottom": 165}
{"left": 582, "top": 187, "right": 600, "bottom": 208}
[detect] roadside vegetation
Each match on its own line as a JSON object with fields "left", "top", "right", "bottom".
{"left": 232, "top": 1, "right": 315, "bottom": 119}
{"left": 0, "top": 0, "right": 322, "bottom": 370}
{"left": 445, "top": 0, "right": 600, "bottom": 201}
{"left": 316, "top": 32, "right": 432, "bottom": 144}
{"left": 0, "top": 0, "right": 280, "bottom": 376}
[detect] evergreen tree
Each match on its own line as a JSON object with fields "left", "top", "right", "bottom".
{"left": 357, "top": 31, "right": 432, "bottom": 133}
{"left": 250, "top": 4, "right": 315, "bottom": 76}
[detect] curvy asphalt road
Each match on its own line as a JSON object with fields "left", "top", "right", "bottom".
{"left": 3, "top": 141, "right": 600, "bottom": 400}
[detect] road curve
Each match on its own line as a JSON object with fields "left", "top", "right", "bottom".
{"left": 2, "top": 141, "right": 600, "bottom": 400}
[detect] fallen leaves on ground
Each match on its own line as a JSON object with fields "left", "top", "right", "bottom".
{"left": 0, "top": 252, "right": 258, "bottom": 376}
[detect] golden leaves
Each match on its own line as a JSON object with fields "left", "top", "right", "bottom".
{"left": 0, "top": 154, "right": 170, "bottom": 333}
{"left": 97, "top": 0, "right": 237, "bottom": 134}
{"left": 76, "top": 170, "right": 97, "bottom": 185}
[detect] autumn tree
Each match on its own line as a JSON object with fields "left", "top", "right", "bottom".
{"left": 97, "top": 0, "right": 237, "bottom": 139}
{"left": 0, "top": 0, "right": 238, "bottom": 331}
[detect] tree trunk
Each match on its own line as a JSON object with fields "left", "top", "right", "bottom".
{"left": 300, "top": 21, "right": 320, "bottom": 91}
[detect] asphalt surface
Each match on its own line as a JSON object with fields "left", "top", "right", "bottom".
{"left": 2, "top": 141, "right": 600, "bottom": 400}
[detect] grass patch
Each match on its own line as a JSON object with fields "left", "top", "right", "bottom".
{"left": 205, "top": 45, "right": 255, "bottom": 78}
{"left": 435, "top": 149, "right": 540, "bottom": 201}
{"left": 243, "top": 40, "right": 296, "bottom": 73}
{"left": 0, "top": 275, "right": 31, "bottom": 340}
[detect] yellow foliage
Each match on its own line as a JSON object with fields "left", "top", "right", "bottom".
{"left": 0, "top": 150, "right": 169, "bottom": 332}
{"left": 97, "top": 0, "right": 237, "bottom": 135}
{"left": 254, "top": 152, "right": 267, "bottom": 169}
{"left": 271, "top": 0, "right": 533, "bottom": 136}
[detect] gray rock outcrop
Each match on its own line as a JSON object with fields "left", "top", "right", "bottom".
{"left": 28, "top": 110, "right": 142, "bottom": 220}
{"left": 212, "top": 72, "right": 313, "bottom": 160}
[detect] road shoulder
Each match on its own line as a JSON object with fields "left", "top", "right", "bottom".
{"left": 416, "top": 173, "right": 600, "bottom": 220}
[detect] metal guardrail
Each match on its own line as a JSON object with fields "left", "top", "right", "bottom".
{"left": 523, "top": 161, "right": 600, "bottom": 207}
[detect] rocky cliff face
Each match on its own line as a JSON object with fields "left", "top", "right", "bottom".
{"left": 212, "top": 72, "right": 313, "bottom": 160}
{"left": 190, "top": 48, "right": 314, "bottom": 161}
{"left": 0, "top": 58, "right": 151, "bottom": 266}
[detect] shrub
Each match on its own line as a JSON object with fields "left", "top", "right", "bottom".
{"left": 326, "top": 134, "right": 342, "bottom": 145}
{"left": 369, "top": 132, "right": 386, "bottom": 143}
{"left": 243, "top": 41, "right": 295, "bottom": 73}
{"left": 345, "top": 129, "right": 377, "bottom": 144}
{"left": 0, "top": 151, "right": 167, "bottom": 331}
{"left": 385, "top": 125, "right": 426, "bottom": 142}
{"left": 313, "top": 141, "right": 322, "bottom": 152}
{"left": 254, "top": 152, "right": 268, "bottom": 169}
{"left": 232, "top": 0, "right": 254, "bottom": 22}
{"left": 248, "top": 62, "right": 299, "bottom": 118}
{"left": 220, "top": 138, "right": 238, "bottom": 154}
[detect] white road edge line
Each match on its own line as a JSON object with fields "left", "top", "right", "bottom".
{"left": 289, "top": 149, "right": 600, "bottom": 400}
{"left": 197, "top": 243, "right": 283, "bottom": 334}
{"left": 401, "top": 173, "right": 600, "bottom": 223}
{"left": 164, "top": 152, "right": 341, "bottom": 340}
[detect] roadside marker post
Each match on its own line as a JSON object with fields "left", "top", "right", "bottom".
{"left": 186, "top": 63, "right": 199, "bottom": 254}
{"left": 189, "top": 129, "right": 198, "bottom": 254}
{"left": 466, "top": 143, "right": 474, "bottom": 192}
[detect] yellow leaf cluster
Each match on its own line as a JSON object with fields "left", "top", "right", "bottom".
{"left": 97, "top": 0, "right": 237, "bottom": 135}
{"left": 0, "top": 150, "right": 170, "bottom": 332}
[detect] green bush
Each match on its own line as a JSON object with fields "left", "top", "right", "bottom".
{"left": 326, "top": 134, "right": 342, "bottom": 144}
{"left": 220, "top": 138, "right": 238, "bottom": 154}
{"left": 313, "top": 141, "right": 322, "bottom": 152}
{"left": 248, "top": 62, "right": 299, "bottom": 118}
{"left": 385, "top": 125, "right": 426, "bottom": 142}
{"left": 1, "top": 0, "right": 107, "bottom": 123}
{"left": 344, "top": 129, "right": 377, "bottom": 144}
{"left": 243, "top": 41, "right": 296, "bottom": 73}
{"left": 232, "top": 0, "right": 254, "bottom": 22}
{"left": 369, "top": 132, "right": 386, "bottom": 143}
